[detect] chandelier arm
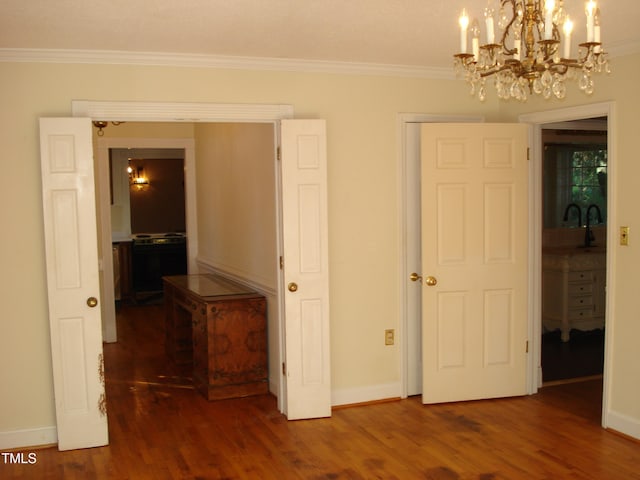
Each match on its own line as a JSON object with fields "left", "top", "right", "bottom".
{"left": 547, "top": 63, "right": 570, "bottom": 75}
{"left": 499, "top": 0, "right": 519, "bottom": 56}
{"left": 576, "top": 42, "right": 601, "bottom": 64}
{"left": 479, "top": 64, "right": 514, "bottom": 78}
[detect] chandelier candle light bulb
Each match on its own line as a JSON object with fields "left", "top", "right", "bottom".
{"left": 459, "top": 9, "right": 469, "bottom": 53}
{"left": 484, "top": 4, "right": 496, "bottom": 44}
{"left": 563, "top": 16, "right": 573, "bottom": 58}
{"left": 586, "top": 0, "right": 596, "bottom": 42}
{"left": 594, "top": 7, "right": 601, "bottom": 52}
{"left": 544, "top": 0, "right": 555, "bottom": 40}
{"left": 453, "top": 0, "right": 610, "bottom": 102}
{"left": 471, "top": 19, "right": 481, "bottom": 60}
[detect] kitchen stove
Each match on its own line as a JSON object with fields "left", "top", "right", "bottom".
{"left": 131, "top": 232, "right": 187, "bottom": 298}
{"left": 131, "top": 232, "right": 186, "bottom": 245}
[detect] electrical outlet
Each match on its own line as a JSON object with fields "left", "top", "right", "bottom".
{"left": 385, "top": 329, "right": 395, "bottom": 346}
{"left": 620, "top": 226, "right": 630, "bottom": 246}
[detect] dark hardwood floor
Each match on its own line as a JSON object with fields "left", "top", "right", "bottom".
{"left": 3, "top": 304, "right": 638, "bottom": 479}
{"left": 542, "top": 329, "right": 605, "bottom": 383}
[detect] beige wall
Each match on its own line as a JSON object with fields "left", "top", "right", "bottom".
{"left": 193, "top": 123, "right": 277, "bottom": 289}
{"left": 0, "top": 53, "right": 638, "bottom": 444}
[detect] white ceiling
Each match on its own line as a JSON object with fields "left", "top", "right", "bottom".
{"left": 1, "top": 0, "right": 639, "bottom": 70}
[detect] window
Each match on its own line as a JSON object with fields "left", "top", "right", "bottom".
{"left": 543, "top": 143, "right": 607, "bottom": 228}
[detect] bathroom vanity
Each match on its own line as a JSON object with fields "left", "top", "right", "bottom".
{"left": 542, "top": 248, "right": 606, "bottom": 342}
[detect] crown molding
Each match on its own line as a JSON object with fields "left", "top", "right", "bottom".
{"left": 3, "top": 44, "right": 636, "bottom": 78}
{"left": 0, "top": 48, "right": 454, "bottom": 79}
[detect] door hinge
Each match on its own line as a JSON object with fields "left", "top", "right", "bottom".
{"left": 279, "top": 256, "right": 284, "bottom": 270}
{"left": 282, "top": 362, "right": 286, "bottom": 375}
{"left": 527, "top": 148, "right": 530, "bottom": 161}
{"left": 526, "top": 340, "right": 529, "bottom": 353}
{"left": 277, "top": 146, "right": 281, "bottom": 161}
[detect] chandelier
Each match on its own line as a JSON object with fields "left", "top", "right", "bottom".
{"left": 454, "top": 0, "right": 610, "bottom": 101}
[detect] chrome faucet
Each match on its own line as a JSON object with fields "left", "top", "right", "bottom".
{"left": 584, "top": 204, "right": 603, "bottom": 247}
{"left": 563, "top": 203, "right": 582, "bottom": 227}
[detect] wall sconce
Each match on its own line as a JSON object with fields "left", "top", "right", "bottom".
{"left": 127, "top": 159, "right": 149, "bottom": 190}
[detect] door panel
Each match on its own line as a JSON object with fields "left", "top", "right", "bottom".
{"left": 421, "top": 123, "right": 528, "bottom": 404}
{"left": 281, "top": 119, "right": 331, "bottom": 419}
{"left": 40, "top": 118, "right": 108, "bottom": 450}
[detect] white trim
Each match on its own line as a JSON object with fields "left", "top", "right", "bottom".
{"left": 72, "top": 100, "right": 293, "bottom": 123}
{"left": 397, "top": 113, "right": 485, "bottom": 399}
{"left": 1, "top": 48, "right": 454, "bottom": 79}
{"left": 3, "top": 45, "right": 638, "bottom": 77}
{"left": 0, "top": 426, "right": 57, "bottom": 450}
{"left": 519, "top": 102, "right": 616, "bottom": 430}
{"left": 525, "top": 122, "right": 540, "bottom": 394}
{"left": 605, "top": 410, "right": 640, "bottom": 440}
{"left": 332, "top": 383, "right": 402, "bottom": 407}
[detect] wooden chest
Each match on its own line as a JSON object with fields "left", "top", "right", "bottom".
{"left": 163, "top": 275, "right": 268, "bottom": 400}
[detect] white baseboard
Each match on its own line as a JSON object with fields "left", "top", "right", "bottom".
{"left": 331, "top": 382, "right": 401, "bottom": 407}
{"left": 0, "top": 426, "right": 57, "bottom": 450}
{"left": 605, "top": 409, "right": 640, "bottom": 440}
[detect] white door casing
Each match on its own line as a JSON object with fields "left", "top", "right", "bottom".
{"left": 95, "top": 138, "right": 197, "bottom": 344}
{"left": 421, "top": 123, "right": 529, "bottom": 404}
{"left": 39, "top": 118, "right": 109, "bottom": 450}
{"left": 280, "top": 119, "right": 332, "bottom": 419}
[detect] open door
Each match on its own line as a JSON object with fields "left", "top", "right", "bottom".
{"left": 39, "top": 118, "right": 108, "bottom": 450}
{"left": 280, "top": 119, "right": 331, "bottom": 419}
{"left": 420, "top": 123, "right": 528, "bottom": 404}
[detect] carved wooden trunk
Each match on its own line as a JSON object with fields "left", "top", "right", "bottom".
{"left": 164, "top": 275, "right": 268, "bottom": 400}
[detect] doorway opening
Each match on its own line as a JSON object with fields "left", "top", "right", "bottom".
{"left": 540, "top": 118, "right": 607, "bottom": 384}
{"left": 110, "top": 147, "right": 188, "bottom": 306}
{"left": 520, "top": 102, "right": 614, "bottom": 429}
{"left": 92, "top": 119, "right": 283, "bottom": 409}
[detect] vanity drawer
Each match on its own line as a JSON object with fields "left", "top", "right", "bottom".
{"left": 568, "top": 271, "right": 593, "bottom": 282}
{"left": 568, "top": 307, "right": 593, "bottom": 320}
{"left": 568, "top": 295, "right": 593, "bottom": 308}
{"left": 568, "top": 283, "right": 593, "bottom": 295}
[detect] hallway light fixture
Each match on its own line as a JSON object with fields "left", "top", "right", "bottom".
{"left": 92, "top": 120, "right": 125, "bottom": 136}
{"left": 127, "top": 159, "right": 149, "bottom": 190}
{"left": 454, "top": 0, "right": 610, "bottom": 101}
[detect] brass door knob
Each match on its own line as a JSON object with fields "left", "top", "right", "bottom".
{"left": 288, "top": 282, "right": 298, "bottom": 293}
{"left": 425, "top": 276, "right": 438, "bottom": 287}
{"left": 410, "top": 272, "right": 422, "bottom": 282}
{"left": 87, "top": 297, "right": 99, "bottom": 308}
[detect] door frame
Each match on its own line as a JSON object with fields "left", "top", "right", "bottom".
{"left": 95, "top": 138, "right": 196, "bottom": 343}
{"left": 71, "top": 100, "right": 294, "bottom": 411}
{"left": 397, "top": 113, "right": 484, "bottom": 398}
{"left": 520, "top": 102, "right": 615, "bottom": 428}
{"left": 399, "top": 103, "right": 615, "bottom": 426}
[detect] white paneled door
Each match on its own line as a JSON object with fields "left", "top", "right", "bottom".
{"left": 421, "top": 123, "right": 529, "bottom": 404}
{"left": 280, "top": 119, "right": 331, "bottom": 419}
{"left": 39, "top": 118, "right": 108, "bottom": 450}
